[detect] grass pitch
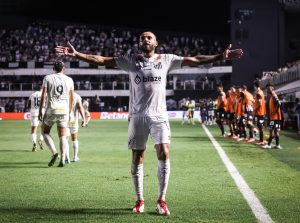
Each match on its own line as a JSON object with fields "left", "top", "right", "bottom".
{"left": 0, "top": 120, "right": 299, "bottom": 223}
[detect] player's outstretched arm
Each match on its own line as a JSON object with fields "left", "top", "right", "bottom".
{"left": 55, "top": 42, "right": 116, "bottom": 67}
{"left": 182, "top": 44, "right": 243, "bottom": 66}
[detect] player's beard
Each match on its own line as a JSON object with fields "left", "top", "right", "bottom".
{"left": 140, "top": 44, "right": 156, "bottom": 54}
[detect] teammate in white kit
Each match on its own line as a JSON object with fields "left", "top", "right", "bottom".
{"left": 55, "top": 32, "right": 243, "bottom": 215}
{"left": 82, "top": 98, "right": 91, "bottom": 126}
{"left": 38, "top": 60, "right": 74, "bottom": 167}
{"left": 65, "top": 92, "right": 86, "bottom": 163}
{"left": 27, "top": 88, "right": 45, "bottom": 152}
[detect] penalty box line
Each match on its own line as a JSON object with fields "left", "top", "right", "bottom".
{"left": 202, "top": 125, "right": 274, "bottom": 223}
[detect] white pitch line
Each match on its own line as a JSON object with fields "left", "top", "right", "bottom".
{"left": 202, "top": 125, "right": 274, "bottom": 223}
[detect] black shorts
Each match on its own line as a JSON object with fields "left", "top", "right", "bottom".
{"left": 216, "top": 108, "right": 226, "bottom": 121}
{"left": 246, "top": 112, "right": 254, "bottom": 122}
{"left": 237, "top": 116, "right": 246, "bottom": 126}
{"left": 268, "top": 120, "right": 281, "bottom": 130}
{"left": 227, "top": 112, "right": 235, "bottom": 121}
{"left": 254, "top": 115, "right": 265, "bottom": 127}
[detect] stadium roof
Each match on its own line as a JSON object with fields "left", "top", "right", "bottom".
{"left": 2, "top": 0, "right": 231, "bottom": 35}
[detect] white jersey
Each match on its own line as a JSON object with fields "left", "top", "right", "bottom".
{"left": 82, "top": 100, "right": 89, "bottom": 111}
{"left": 29, "top": 91, "right": 42, "bottom": 117}
{"left": 115, "top": 53, "right": 183, "bottom": 117}
{"left": 42, "top": 73, "right": 74, "bottom": 115}
{"left": 69, "top": 93, "right": 82, "bottom": 124}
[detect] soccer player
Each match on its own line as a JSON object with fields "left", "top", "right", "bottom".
{"left": 82, "top": 98, "right": 91, "bottom": 126}
{"left": 179, "top": 97, "right": 188, "bottom": 124}
{"left": 227, "top": 86, "right": 237, "bottom": 138}
{"left": 55, "top": 31, "right": 243, "bottom": 215}
{"left": 27, "top": 88, "right": 45, "bottom": 152}
{"left": 65, "top": 92, "right": 86, "bottom": 163}
{"left": 187, "top": 99, "right": 196, "bottom": 125}
{"left": 242, "top": 85, "right": 255, "bottom": 142}
{"left": 235, "top": 87, "right": 246, "bottom": 141}
{"left": 206, "top": 97, "right": 214, "bottom": 125}
{"left": 253, "top": 80, "right": 266, "bottom": 145}
{"left": 262, "top": 84, "right": 282, "bottom": 149}
{"left": 38, "top": 60, "right": 74, "bottom": 167}
{"left": 216, "top": 85, "right": 227, "bottom": 137}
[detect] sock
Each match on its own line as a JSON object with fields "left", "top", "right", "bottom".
{"left": 157, "top": 159, "right": 170, "bottom": 201}
{"left": 73, "top": 140, "right": 79, "bottom": 159}
{"left": 39, "top": 134, "right": 44, "bottom": 141}
{"left": 65, "top": 139, "right": 70, "bottom": 161}
{"left": 230, "top": 125, "right": 233, "bottom": 135}
{"left": 268, "top": 134, "right": 272, "bottom": 146}
{"left": 59, "top": 136, "right": 68, "bottom": 163}
{"left": 43, "top": 134, "right": 57, "bottom": 155}
{"left": 249, "top": 126, "right": 253, "bottom": 138}
{"left": 220, "top": 124, "right": 224, "bottom": 135}
{"left": 275, "top": 136, "right": 279, "bottom": 146}
{"left": 31, "top": 133, "right": 37, "bottom": 145}
{"left": 86, "top": 116, "right": 91, "bottom": 124}
{"left": 243, "top": 130, "right": 247, "bottom": 138}
{"left": 131, "top": 163, "right": 144, "bottom": 201}
{"left": 235, "top": 128, "right": 239, "bottom": 136}
{"left": 259, "top": 127, "right": 264, "bottom": 141}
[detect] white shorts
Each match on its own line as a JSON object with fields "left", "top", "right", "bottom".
{"left": 43, "top": 113, "right": 68, "bottom": 128}
{"left": 128, "top": 116, "right": 171, "bottom": 150}
{"left": 66, "top": 121, "right": 79, "bottom": 136}
{"left": 30, "top": 116, "right": 41, "bottom": 127}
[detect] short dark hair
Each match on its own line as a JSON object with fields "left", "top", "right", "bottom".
{"left": 266, "top": 83, "right": 274, "bottom": 87}
{"left": 253, "top": 80, "right": 260, "bottom": 88}
{"left": 242, "top": 85, "right": 247, "bottom": 90}
{"left": 53, "top": 60, "right": 64, "bottom": 72}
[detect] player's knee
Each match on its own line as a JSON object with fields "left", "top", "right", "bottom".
{"left": 132, "top": 150, "right": 144, "bottom": 164}
{"left": 155, "top": 144, "right": 169, "bottom": 160}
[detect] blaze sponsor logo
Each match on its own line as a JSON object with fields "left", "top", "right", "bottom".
{"left": 134, "top": 75, "right": 162, "bottom": 84}
{"left": 142, "top": 76, "right": 161, "bottom": 82}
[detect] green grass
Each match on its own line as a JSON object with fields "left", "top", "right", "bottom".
{"left": 0, "top": 120, "right": 299, "bottom": 222}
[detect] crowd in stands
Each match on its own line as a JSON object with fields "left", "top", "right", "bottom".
{"left": 259, "top": 59, "right": 300, "bottom": 81}
{"left": 0, "top": 22, "right": 227, "bottom": 64}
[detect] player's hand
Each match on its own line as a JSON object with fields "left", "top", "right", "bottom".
{"left": 55, "top": 41, "right": 77, "bottom": 57}
{"left": 223, "top": 44, "right": 243, "bottom": 60}
{"left": 81, "top": 120, "right": 86, "bottom": 127}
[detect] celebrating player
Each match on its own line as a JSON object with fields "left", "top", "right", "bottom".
{"left": 55, "top": 31, "right": 243, "bottom": 215}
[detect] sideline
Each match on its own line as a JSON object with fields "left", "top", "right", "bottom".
{"left": 202, "top": 125, "right": 274, "bottom": 223}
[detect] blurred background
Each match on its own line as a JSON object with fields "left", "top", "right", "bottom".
{"left": 0, "top": 0, "right": 299, "bottom": 131}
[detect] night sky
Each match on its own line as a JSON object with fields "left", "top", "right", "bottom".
{"left": 17, "top": 0, "right": 230, "bottom": 35}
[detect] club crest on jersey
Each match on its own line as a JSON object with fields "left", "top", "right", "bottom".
{"left": 134, "top": 75, "right": 142, "bottom": 84}
{"left": 153, "top": 62, "right": 162, "bottom": 69}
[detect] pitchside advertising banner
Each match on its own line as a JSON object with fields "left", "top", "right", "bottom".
{"left": 0, "top": 111, "right": 201, "bottom": 120}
